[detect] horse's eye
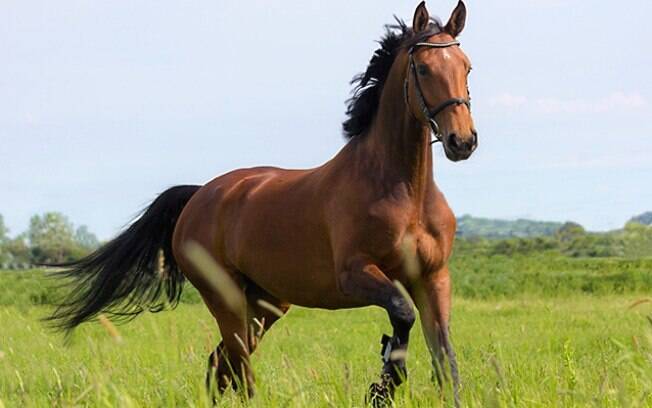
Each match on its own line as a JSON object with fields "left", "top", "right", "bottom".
{"left": 417, "top": 65, "right": 429, "bottom": 76}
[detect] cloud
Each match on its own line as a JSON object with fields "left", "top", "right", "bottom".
{"left": 535, "top": 92, "right": 647, "bottom": 114}
{"left": 488, "top": 92, "right": 648, "bottom": 114}
{"left": 524, "top": 0, "right": 568, "bottom": 6}
{"left": 489, "top": 93, "right": 528, "bottom": 109}
{"left": 546, "top": 151, "right": 652, "bottom": 171}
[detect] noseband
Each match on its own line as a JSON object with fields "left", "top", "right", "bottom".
{"left": 403, "top": 40, "right": 471, "bottom": 144}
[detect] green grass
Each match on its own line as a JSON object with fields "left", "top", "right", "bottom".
{"left": 1, "top": 296, "right": 652, "bottom": 407}
{"left": 450, "top": 255, "right": 652, "bottom": 299}
{"left": 4, "top": 255, "right": 652, "bottom": 306}
{"left": 1, "top": 260, "right": 652, "bottom": 407}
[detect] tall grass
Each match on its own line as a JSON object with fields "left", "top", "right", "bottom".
{"left": 1, "top": 298, "right": 651, "bottom": 406}
{"left": 1, "top": 254, "right": 652, "bottom": 406}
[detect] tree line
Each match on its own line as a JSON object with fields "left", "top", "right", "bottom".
{"left": 456, "top": 220, "right": 652, "bottom": 259}
{"left": 1, "top": 211, "right": 650, "bottom": 270}
{"left": 0, "top": 212, "right": 99, "bottom": 269}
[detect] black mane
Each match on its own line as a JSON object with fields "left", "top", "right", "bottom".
{"left": 342, "top": 18, "right": 443, "bottom": 140}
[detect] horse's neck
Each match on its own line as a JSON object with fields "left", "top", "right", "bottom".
{"left": 358, "top": 58, "right": 434, "bottom": 203}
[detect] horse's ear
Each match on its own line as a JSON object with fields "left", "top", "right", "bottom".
{"left": 445, "top": 1, "right": 467, "bottom": 38}
{"left": 412, "top": 1, "right": 430, "bottom": 33}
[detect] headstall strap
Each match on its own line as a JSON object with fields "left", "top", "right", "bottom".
{"left": 403, "top": 39, "right": 471, "bottom": 145}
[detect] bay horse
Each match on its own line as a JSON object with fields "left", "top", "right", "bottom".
{"left": 49, "top": 1, "right": 477, "bottom": 405}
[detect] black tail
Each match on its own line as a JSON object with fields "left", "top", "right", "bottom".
{"left": 46, "top": 184, "right": 201, "bottom": 332}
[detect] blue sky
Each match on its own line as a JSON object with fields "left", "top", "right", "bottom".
{"left": 1, "top": 0, "right": 651, "bottom": 239}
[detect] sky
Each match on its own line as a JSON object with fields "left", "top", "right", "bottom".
{"left": 1, "top": 0, "right": 651, "bottom": 239}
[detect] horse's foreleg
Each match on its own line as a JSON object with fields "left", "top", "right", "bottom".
{"left": 413, "top": 266, "right": 460, "bottom": 407}
{"left": 338, "top": 260, "right": 416, "bottom": 405}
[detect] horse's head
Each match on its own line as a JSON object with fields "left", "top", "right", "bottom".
{"left": 406, "top": 1, "right": 477, "bottom": 161}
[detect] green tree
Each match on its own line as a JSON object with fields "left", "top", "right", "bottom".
{"left": 556, "top": 222, "right": 586, "bottom": 242}
{"left": 0, "top": 214, "right": 9, "bottom": 265}
{"left": 75, "top": 225, "right": 99, "bottom": 250}
{"left": 629, "top": 211, "right": 652, "bottom": 226}
{"left": 563, "top": 233, "right": 623, "bottom": 258}
{"left": 28, "top": 212, "right": 77, "bottom": 264}
{"left": 0, "top": 214, "right": 8, "bottom": 243}
{"left": 4, "top": 236, "right": 31, "bottom": 267}
{"left": 622, "top": 221, "right": 652, "bottom": 257}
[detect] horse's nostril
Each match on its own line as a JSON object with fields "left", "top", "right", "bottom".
{"left": 471, "top": 130, "right": 478, "bottom": 146}
{"left": 448, "top": 133, "right": 460, "bottom": 149}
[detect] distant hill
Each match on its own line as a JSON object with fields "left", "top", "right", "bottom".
{"left": 456, "top": 215, "right": 563, "bottom": 239}
{"left": 629, "top": 211, "right": 652, "bottom": 226}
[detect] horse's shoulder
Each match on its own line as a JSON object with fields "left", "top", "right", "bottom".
{"left": 368, "top": 184, "right": 413, "bottom": 224}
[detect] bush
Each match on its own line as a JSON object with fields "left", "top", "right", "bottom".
{"left": 0, "top": 270, "right": 202, "bottom": 308}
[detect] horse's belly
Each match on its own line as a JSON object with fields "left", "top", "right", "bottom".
{"left": 238, "top": 248, "right": 363, "bottom": 308}
{"left": 230, "top": 211, "right": 358, "bottom": 308}
{"left": 244, "top": 263, "right": 351, "bottom": 308}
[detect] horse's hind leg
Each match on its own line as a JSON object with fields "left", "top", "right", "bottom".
{"left": 201, "top": 286, "right": 255, "bottom": 398}
{"left": 244, "top": 282, "right": 291, "bottom": 353}
{"left": 177, "top": 257, "right": 254, "bottom": 398}
{"left": 207, "top": 282, "right": 290, "bottom": 395}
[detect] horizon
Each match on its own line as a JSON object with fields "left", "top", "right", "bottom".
{"left": 2, "top": 209, "right": 648, "bottom": 242}
{"left": 2, "top": 0, "right": 651, "bottom": 240}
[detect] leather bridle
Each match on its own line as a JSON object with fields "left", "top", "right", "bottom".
{"left": 403, "top": 40, "right": 471, "bottom": 144}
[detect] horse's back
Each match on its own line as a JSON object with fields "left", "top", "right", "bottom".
{"left": 173, "top": 165, "right": 304, "bottom": 259}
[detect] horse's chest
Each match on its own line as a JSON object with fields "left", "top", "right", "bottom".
{"left": 368, "top": 215, "right": 447, "bottom": 274}
{"left": 371, "top": 224, "right": 446, "bottom": 280}
{"left": 366, "top": 187, "right": 454, "bottom": 273}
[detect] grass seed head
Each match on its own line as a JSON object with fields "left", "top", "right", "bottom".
{"left": 98, "top": 314, "right": 123, "bottom": 343}
{"left": 256, "top": 299, "right": 285, "bottom": 318}
{"left": 183, "top": 241, "right": 245, "bottom": 315}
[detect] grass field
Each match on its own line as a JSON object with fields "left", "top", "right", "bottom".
{"left": 2, "top": 289, "right": 652, "bottom": 407}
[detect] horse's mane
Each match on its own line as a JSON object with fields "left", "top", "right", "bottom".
{"left": 342, "top": 17, "right": 444, "bottom": 140}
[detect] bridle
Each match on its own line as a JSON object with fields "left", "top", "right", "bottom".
{"left": 403, "top": 40, "right": 471, "bottom": 145}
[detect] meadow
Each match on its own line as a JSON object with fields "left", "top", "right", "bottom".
{"left": 1, "top": 255, "right": 652, "bottom": 407}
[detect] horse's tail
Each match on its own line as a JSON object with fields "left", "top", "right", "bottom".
{"left": 46, "top": 184, "right": 201, "bottom": 333}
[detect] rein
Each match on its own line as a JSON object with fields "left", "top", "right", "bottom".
{"left": 403, "top": 40, "right": 471, "bottom": 145}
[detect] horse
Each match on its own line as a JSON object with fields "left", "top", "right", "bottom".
{"left": 48, "top": 1, "right": 477, "bottom": 405}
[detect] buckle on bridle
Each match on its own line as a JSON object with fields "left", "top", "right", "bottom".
{"left": 429, "top": 119, "right": 441, "bottom": 144}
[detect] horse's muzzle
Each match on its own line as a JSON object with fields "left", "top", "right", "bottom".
{"left": 443, "top": 130, "right": 477, "bottom": 161}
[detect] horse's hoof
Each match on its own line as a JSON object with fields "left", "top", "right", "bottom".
{"left": 366, "top": 382, "right": 391, "bottom": 407}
